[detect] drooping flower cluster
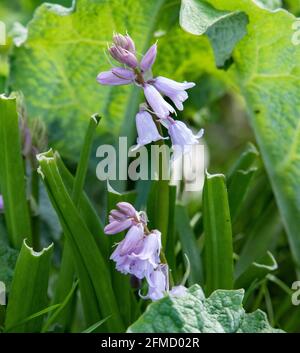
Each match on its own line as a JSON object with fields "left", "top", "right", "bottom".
{"left": 104, "top": 202, "right": 186, "bottom": 301}
{"left": 97, "top": 33, "right": 203, "bottom": 154}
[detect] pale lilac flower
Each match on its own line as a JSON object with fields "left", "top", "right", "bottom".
{"left": 131, "top": 230, "right": 161, "bottom": 266}
{"left": 168, "top": 118, "right": 204, "bottom": 155}
{"left": 152, "top": 77, "right": 195, "bottom": 111}
{"left": 110, "top": 224, "right": 144, "bottom": 274}
{"left": 143, "top": 84, "right": 175, "bottom": 118}
{"left": 106, "top": 203, "right": 162, "bottom": 279}
{"left": 0, "top": 195, "right": 3, "bottom": 211}
{"left": 105, "top": 218, "right": 133, "bottom": 235}
{"left": 104, "top": 201, "right": 142, "bottom": 235}
{"left": 142, "top": 266, "right": 188, "bottom": 301}
{"left": 129, "top": 257, "right": 158, "bottom": 280}
{"left": 130, "top": 230, "right": 162, "bottom": 278}
{"left": 110, "top": 227, "right": 162, "bottom": 279}
{"left": 141, "top": 264, "right": 168, "bottom": 301}
{"left": 97, "top": 67, "right": 135, "bottom": 86}
{"left": 133, "top": 109, "right": 165, "bottom": 149}
{"left": 140, "top": 43, "right": 157, "bottom": 72}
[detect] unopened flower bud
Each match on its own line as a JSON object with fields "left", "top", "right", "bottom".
{"left": 140, "top": 43, "right": 157, "bottom": 72}
{"left": 109, "top": 45, "right": 138, "bottom": 68}
{"left": 113, "top": 33, "right": 135, "bottom": 53}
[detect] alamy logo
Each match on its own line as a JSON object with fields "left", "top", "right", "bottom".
{"left": 0, "top": 281, "right": 6, "bottom": 305}
{"left": 292, "top": 281, "right": 300, "bottom": 306}
{"left": 292, "top": 21, "right": 300, "bottom": 46}
{"left": 0, "top": 21, "right": 6, "bottom": 46}
{"left": 95, "top": 138, "right": 206, "bottom": 192}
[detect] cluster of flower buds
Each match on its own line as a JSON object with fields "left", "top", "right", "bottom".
{"left": 109, "top": 33, "right": 137, "bottom": 68}
{"left": 104, "top": 202, "right": 186, "bottom": 301}
{"left": 97, "top": 33, "right": 204, "bottom": 155}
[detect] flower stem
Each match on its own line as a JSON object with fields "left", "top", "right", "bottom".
{"left": 149, "top": 120, "right": 174, "bottom": 287}
{"left": 160, "top": 250, "right": 174, "bottom": 287}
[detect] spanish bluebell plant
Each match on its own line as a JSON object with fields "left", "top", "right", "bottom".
{"left": 99, "top": 33, "right": 203, "bottom": 300}
{"left": 97, "top": 33, "right": 204, "bottom": 153}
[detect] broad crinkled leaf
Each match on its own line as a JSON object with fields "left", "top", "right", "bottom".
{"left": 180, "top": 0, "right": 300, "bottom": 269}
{"left": 237, "top": 310, "right": 281, "bottom": 333}
{"left": 9, "top": 0, "right": 165, "bottom": 156}
{"left": 127, "top": 284, "right": 283, "bottom": 333}
{"left": 253, "top": 0, "right": 282, "bottom": 10}
{"left": 180, "top": 0, "right": 249, "bottom": 67}
{"left": 9, "top": 0, "right": 217, "bottom": 158}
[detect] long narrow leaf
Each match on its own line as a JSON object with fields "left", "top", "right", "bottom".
{"left": 43, "top": 281, "right": 78, "bottom": 333}
{"left": 44, "top": 180, "right": 107, "bottom": 329}
{"left": 228, "top": 168, "right": 257, "bottom": 221}
{"left": 0, "top": 95, "right": 32, "bottom": 248}
{"left": 82, "top": 316, "right": 111, "bottom": 333}
{"left": 202, "top": 172, "right": 234, "bottom": 294}
{"left": 37, "top": 150, "right": 124, "bottom": 332}
{"left": 51, "top": 115, "right": 102, "bottom": 330}
{"left": 235, "top": 251, "right": 278, "bottom": 289}
{"left": 235, "top": 202, "right": 282, "bottom": 279}
{"left": 56, "top": 153, "right": 109, "bottom": 256}
{"left": 5, "top": 240, "right": 53, "bottom": 332}
{"left": 227, "top": 143, "right": 259, "bottom": 182}
{"left": 165, "top": 186, "right": 177, "bottom": 278}
{"left": 175, "top": 204, "right": 203, "bottom": 285}
{"left": 147, "top": 180, "right": 169, "bottom": 248}
{"left": 7, "top": 304, "right": 61, "bottom": 332}
{"left": 227, "top": 144, "right": 259, "bottom": 222}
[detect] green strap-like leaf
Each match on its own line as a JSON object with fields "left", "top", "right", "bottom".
{"left": 0, "top": 95, "right": 32, "bottom": 248}
{"left": 147, "top": 180, "right": 170, "bottom": 249}
{"left": 235, "top": 202, "right": 282, "bottom": 279}
{"left": 43, "top": 281, "right": 78, "bottom": 333}
{"left": 235, "top": 251, "right": 278, "bottom": 289}
{"left": 202, "top": 172, "right": 234, "bottom": 294}
{"left": 175, "top": 204, "right": 203, "bottom": 285}
{"left": 82, "top": 316, "right": 111, "bottom": 333}
{"left": 37, "top": 150, "right": 124, "bottom": 332}
{"left": 165, "top": 185, "right": 177, "bottom": 278}
{"left": 5, "top": 240, "right": 53, "bottom": 332}
{"left": 51, "top": 115, "right": 102, "bottom": 331}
